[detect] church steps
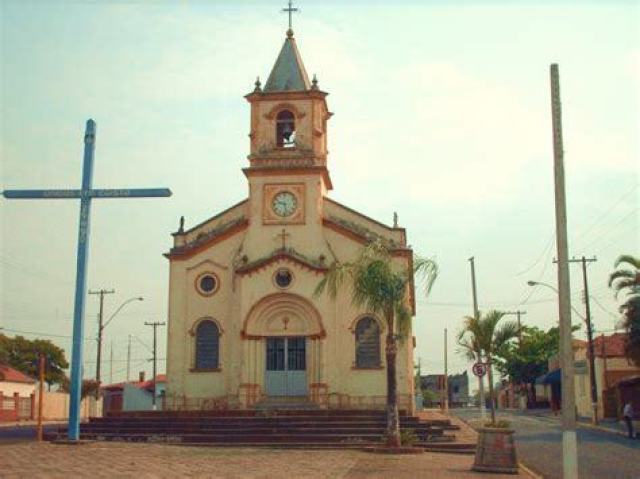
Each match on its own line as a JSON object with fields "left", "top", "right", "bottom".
{"left": 74, "top": 427, "right": 445, "bottom": 437}
{"left": 47, "top": 410, "right": 462, "bottom": 447}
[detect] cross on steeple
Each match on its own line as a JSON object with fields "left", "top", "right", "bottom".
{"left": 282, "top": 0, "right": 298, "bottom": 31}
{"left": 276, "top": 228, "right": 290, "bottom": 250}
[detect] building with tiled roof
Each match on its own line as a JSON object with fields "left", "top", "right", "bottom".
{"left": 0, "top": 363, "right": 36, "bottom": 422}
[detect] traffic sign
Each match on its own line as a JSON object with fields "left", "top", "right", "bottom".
{"left": 472, "top": 362, "right": 487, "bottom": 377}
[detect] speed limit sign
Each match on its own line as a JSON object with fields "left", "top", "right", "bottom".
{"left": 472, "top": 362, "right": 487, "bottom": 377}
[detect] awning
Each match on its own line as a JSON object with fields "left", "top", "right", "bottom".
{"left": 536, "top": 368, "right": 561, "bottom": 385}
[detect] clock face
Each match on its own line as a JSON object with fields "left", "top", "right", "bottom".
{"left": 272, "top": 191, "right": 298, "bottom": 217}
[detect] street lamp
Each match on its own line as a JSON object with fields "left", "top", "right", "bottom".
{"left": 527, "top": 279, "right": 599, "bottom": 425}
{"left": 95, "top": 296, "right": 143, "bottom": 397}
{"left": 526, "top": 281, "right": 585, "bottom": 321}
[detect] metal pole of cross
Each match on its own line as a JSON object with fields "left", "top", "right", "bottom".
{"left": 2, "top": 120, "right": 171, "bottom": 441}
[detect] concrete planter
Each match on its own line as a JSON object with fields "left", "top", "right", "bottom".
{"left": 472, "top": 427, "right": 519, "bottom": 474}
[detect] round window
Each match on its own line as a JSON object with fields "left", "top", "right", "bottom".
{"left": 196, "top": 273, "right": 219, "bottom": 296}
{"left": 274, "top": 268, "right": 293, "bottom": 289}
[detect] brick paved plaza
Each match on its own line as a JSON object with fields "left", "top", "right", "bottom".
{"left": 0, "top": 442, "right": 531, "bottom": 478}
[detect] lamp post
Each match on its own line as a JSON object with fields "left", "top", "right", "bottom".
{"left": 95, "top": 296, "right": 143, "bottom": 398}
{"left": 526, "top": 281, "right": 585, "bottom": 321}
{"left": 527, "top": 279, "right": 599, "bottom": 425}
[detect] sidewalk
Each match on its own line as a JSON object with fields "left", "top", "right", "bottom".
{"left": 0, "top": 420, "right": 66, "bottom": 428}
{"left": 0, "top": 441, "right": 535, "bottom": 478}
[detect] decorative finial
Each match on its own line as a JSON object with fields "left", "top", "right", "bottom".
{"left": 393, "top": 212, "right": 398, "bottom": 228}
{"left": 178, "top": 216, "right": 185, "bottom": 233}
{"left": 282, "top": 0, "right": 298, "bottom": 33}
{"left": 254, "top": 76, "right": 262, "bottom": 92}
{"left": 311, "top": 74, "right": 319, "bottom": 90}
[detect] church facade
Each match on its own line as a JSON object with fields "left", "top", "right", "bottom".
{"left": 164, "top": 28, "right": 417, "bottom": 411}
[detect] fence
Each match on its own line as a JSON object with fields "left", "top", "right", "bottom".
{"left": 0, "top": 392, "right": 33, "bottom": 422}
{"left": 37, "top": 391, "right": 102, "bottom": 420}
{"left": 163, "top": 392, "right": 414, "bottom": 412}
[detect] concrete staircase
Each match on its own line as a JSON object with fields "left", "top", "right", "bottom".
{"left": 46, "top": 410, "right": 464, "bottom": 450}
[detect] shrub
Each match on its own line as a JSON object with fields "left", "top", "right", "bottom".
{"left": 484, "top": 420, "right": 511, "bottom": 429}
{"left": 400, "top": 428, "right": 418, "bottom": 446}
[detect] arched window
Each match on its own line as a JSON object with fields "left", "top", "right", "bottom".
{"left": 276, "top": 110, "right": 295, "bottom": 148}
{"left": 355, "top": 317, "right": 381, "bottom": 368}
{"left": 195, "top": 320, "right": 220, "bottom": 370}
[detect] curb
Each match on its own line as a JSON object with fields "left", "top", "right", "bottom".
{"left": 577, "top": 421, "right": 628, "bottom": 438}
{"left": 518, "top": 461, "right": 544, "bottom": 479}
{"left": 451, "top": 413, "right": 542, "bottom": 478}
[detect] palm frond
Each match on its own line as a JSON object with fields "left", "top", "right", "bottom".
{"left": 414, "top": 255, "right": 439, "bottom": 297}
{"left": 614, "top": 255, "right": 640, "bottom": 271}
{"left": 395, "top": 303, "right": 412, "bottom": 340}
{"left": 313, "top": 260, "right": 354, "bottom": 299}
{"left": 608, "top": 269, "right": 636, "bottom": 288}
{"left": 492, "top": 320, "right": 520, "bottom": 353}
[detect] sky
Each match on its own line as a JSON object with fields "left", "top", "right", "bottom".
{"left": 1, "top": 0, "right": 638, "bottom": 389}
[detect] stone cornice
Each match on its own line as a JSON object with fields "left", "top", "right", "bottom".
{"left": 165, "top": 218, "right": 249, "bottom": 261}
{"left": 235, "top": 247, "right": 328, "bottom": 276}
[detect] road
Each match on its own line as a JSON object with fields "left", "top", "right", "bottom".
{"left": 453, "top": 408, "right": 640, "bottom": 479}
{"left": 0, "top": 423, "right": 61, "bottom": 444}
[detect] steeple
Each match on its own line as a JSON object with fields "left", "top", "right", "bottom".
{"left": 244, "top": 15, "right": 333, "bottom": 191}
{"left": 263, "top": 31, "right": 311, "bottom": 92}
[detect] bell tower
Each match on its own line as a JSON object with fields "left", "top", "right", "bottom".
{"left": 244, "top": 28, "right": 333, "bottom": 191}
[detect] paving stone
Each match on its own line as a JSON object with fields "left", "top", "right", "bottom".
{"left": 0, "top": 442, "right": 532, "bottom": 478}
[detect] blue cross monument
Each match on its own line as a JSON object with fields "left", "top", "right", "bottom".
{"left": 2, "top": 119, "right": 171, "bottom": 440}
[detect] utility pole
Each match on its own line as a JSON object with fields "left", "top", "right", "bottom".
{"left": 444, "top": 328, "right": 449, "bottom": 413}
{"left": 145, "top": 321, "right": 165, "bottom": 410}
{"left": 89, "top": 288, "right": 115, "bottom": 399}
{"left": 126, "top": 335, "right": 132, "bottom": 382}
{"left": 468, "top": 256, "right": 486, "bottom": 420}
{"left": 504, "top": 310, "right": 527, "bottom": 346}
{"left": 601, "top": 333, "right": 608, "bottom": 391}
{"left": 569, "top": 255, "right": 598, "bottom": 424}
{"left": 36, "top": 353, "right": 45, "bottom": 442}
{"left": 109, "top": 341, "right": 113, "bottom": 384}
{"left": 550, "top": 63, "right": 578, "bottom": 479}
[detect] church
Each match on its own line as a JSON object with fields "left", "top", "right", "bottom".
{"left": 164, "top": 26, "right": 418, "bottom": 412}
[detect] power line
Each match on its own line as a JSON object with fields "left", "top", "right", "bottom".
{"left": 514, "top": 232, "right": 555, "bottom": 277}
{"left": 578, "top": 208, "right": 639, "bottom": 253}
{"left": 572, "top": 183, "right": 638, "bottom": 245}
{"left": 590, "top": 296, "right": 620, "bottom": 320}
{"left": 1, "top": 327, "right": 94, "bottom": 341}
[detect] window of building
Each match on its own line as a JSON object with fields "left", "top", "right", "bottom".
{"left": 355, "top": 317, "right": 381, "bottom": 368}
{"left": 195, "top": 320, "right": 220, "bottom": 370}
{"left": 276, "top": 110, "right": 295, "bottom": 148}
{"left": 274, "top": 268, "right": 293, "bottom": 289}
{"left": 195, "top": 272, "right": 219, "bottom": 296}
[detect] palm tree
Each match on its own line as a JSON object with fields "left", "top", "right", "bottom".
{"left": 457, "top": 310, "right": 519, "bottom": 425}
{"left": 315, "top": 240, "right": 437, "bottom": 447}
{"left": 609, "top": 254, "right": 640, "bottom": 366}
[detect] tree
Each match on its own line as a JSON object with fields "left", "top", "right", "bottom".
{"left": 609, "top": 254, "right": 640, "bottom": 366}
{"left": 60, "top": 377, "right": 100, "bottom": 399}
{"left": 457, "top": 310, "right": 519, "bottom": 425}
{"left": 0, "top": 334, "right": 69, "bottom": 389}
{"left": 494, "top": 326, "right": 561, "bottom": 405}
{"left": 315, "top": 240, "right": 437, "bottom": 447}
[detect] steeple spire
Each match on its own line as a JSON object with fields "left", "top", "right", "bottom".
{"left": 263, "top": 29, "right": 311, "bottom": 92}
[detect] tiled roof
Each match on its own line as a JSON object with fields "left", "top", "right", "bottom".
{"left": 593, "top": 333, "right": 628, "bottom": 358}
{"left": 101, "top": 374, "right": 166, "bottom": 392}
{"left": 0, "top": 363, "right": 36, "bottom": 384}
